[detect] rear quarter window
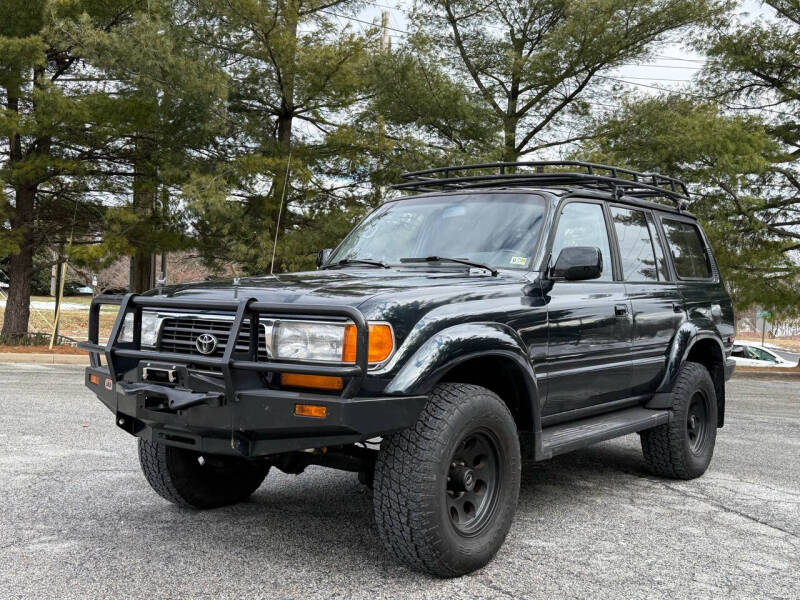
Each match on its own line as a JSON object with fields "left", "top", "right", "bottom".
{"left": 661, "top": 219, "right": 712, "bottom": 279}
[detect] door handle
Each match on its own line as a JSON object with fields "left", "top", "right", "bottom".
{"left": 614, "top": 304, "right": 628, "bottom": 317}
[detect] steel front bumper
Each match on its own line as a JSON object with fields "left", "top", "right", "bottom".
{"left": 86, "top": 366, "right": 427, "bottom": 457}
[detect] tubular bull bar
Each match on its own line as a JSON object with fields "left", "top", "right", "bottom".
{"left": 78, "top": 293, "right": 370, "bottom": 399}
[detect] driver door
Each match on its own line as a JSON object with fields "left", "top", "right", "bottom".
{"left": 542, "top": 200, "right": 633, "bottom": 418}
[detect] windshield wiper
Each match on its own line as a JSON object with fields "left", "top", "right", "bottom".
{"left": 400, "top": 256, "right": 498, "bottom": 277}
{"left": 322, "top": 258, "right": 390, "bottom": 269}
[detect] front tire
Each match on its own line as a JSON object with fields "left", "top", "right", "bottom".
{"left": 373, "top": 383, "right": 521, "bottom": 577}
{"left": 641, "top": 361, "right": 717, "bottom": 479}
{"left": 138, "top": 439, "right": 269, "bottom": 509}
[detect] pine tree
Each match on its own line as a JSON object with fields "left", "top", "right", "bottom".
{"left": 0, "top": 0, "right": 135, "bottom": 340}
{"left": 58, "top": 0, "right": 229, "bottom": 291}
{"left": 181, "top": 0, "right": 381, "bottom": 273}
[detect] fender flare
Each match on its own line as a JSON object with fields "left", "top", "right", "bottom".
{"left": 647, "top": 321, "right": 725, "bottom": 409}
{"left": 385, "top": 322, "right": 540, "bottom": 430}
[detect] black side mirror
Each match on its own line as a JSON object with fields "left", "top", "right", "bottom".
{"left": 551, "top": 246, "right": 603, "bottom": 281}
{"left": 317, "top": 248, "right": 333, "bottom": 269}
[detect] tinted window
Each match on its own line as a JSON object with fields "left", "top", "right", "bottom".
{"left": 662, "top": 219, "right": 712, "bottom": 279}
{"left": 551, "top": 202, "right": 612, "bottom": 281}
{"left": 646, "top": 213, "right": 670, "bottom": 281}
{"left": 610, "top": 207, "right": 658, "bottom": 281}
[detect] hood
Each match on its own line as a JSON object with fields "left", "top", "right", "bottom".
{"left": 148, "top": 268, "right": 526, "bottom": 310}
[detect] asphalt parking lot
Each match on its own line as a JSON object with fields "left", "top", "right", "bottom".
{"left": 1, "top": 364, "right": 798, "bottom": 599}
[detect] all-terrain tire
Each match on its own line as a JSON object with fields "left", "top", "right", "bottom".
{"left": 373, "top": 383, "right": 521, "bottom": 577}
{"left": 641, "top": 361, "right": 717, "bottom": 479}
{"left": 138, "top": 439, "right": 269, "bottom": 509}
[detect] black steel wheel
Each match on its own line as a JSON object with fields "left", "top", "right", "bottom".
{"left": 446, "top": 430, "right": 503, "bottom": 536}
{"left": 686, "top": 391, "right": 709, "bottom": 455}
{"left": 373, "top": 383, "right": 521, "bottom": 577}
{"left": 641, "top": 361, "right": 717, "bottom": 479}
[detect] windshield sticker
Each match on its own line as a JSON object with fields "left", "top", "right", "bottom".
{"left": 510, "top": 256, "right": 528, "bottom": 266}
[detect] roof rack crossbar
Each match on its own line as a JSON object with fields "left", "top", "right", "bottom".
{"left": 394, "top": 161, "right": 689, "bottom": 208}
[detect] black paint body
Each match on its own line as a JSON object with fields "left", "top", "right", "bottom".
{"left": 83, "top": 187, "right": 735, "bottom": 460}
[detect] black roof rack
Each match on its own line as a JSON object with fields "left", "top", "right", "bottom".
{"left": 393, "top": 161, "right": 690, "bottom": 210}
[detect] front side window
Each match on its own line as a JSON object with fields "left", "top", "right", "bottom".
{"left": 662, "top": 219, "right": 712, "bottom": 279}
{"left": 610, "top": 207, "right": 659, "bottom": 282}
{"left": 330, "top": 193, "right": 546, "bottom": 270}
{"left": 550, "top": 202, "right": 613, "bottom": 281}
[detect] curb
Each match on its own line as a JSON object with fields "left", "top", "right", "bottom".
{"left": 732, "top": 369, "right": 800, "bottom": 380}
{"left": 0, "top": 352, "right": 87, "bottom": 365}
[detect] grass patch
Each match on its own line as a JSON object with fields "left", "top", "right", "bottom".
{"left": 0, "top": 301, "right": 116, "bottom": 343}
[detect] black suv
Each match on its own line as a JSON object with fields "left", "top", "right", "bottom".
{"left": 81, "top": 162, "right": 735, "bottom": 577}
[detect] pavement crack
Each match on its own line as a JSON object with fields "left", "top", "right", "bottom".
{"left": 659, "top": 481, "right": 799, "bottom": 540}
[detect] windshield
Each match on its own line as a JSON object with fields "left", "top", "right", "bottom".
{"left": 329, "top": 193, "right": 547, "bottom": 270}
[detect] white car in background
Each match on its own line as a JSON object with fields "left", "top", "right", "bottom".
{"left": 731, "top": 341, "right": 799, "bottom": 368}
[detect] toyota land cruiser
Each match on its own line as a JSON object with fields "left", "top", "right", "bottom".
{"left": 81, "top": 161, "right": 735, "bottom": 577}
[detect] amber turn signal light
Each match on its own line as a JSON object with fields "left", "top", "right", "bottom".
{"left": 294, "top": 403, "right": 328, "bottom": 418}
{"left": 282, "top": 373, "right": 343, "bottom": 391}
{"left": 342, "top": 323, "right": 394, "bottom": 363}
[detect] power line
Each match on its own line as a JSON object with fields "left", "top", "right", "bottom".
{"left": 596, "top": 75, "right": 795, "bottom": 117}
{"left": 612, "top": 75, "right": 695, "bottom": 82}
{"left": 319, "top": 9, "right": 412, "bottom": 35}
{"left": 653, "top": 54, "right": 707, "bottom": 63}
{"left": 618, "top": 63, "right": 701, "bottom": 70}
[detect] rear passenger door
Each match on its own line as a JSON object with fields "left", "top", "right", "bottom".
{"left": 608, "top": 206, "right": 684, "bottom": 396}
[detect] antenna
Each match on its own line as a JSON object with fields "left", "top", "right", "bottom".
{"left": 270, "top": 148, "right": 292, "bottom": 276}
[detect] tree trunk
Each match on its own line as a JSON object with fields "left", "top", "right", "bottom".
{"left": 502, "top": 80, "right": 520, "bottom": 163}
{"left": 130, "top": 128, "right": 157, "bottom": 292}
{"left": 132, "top": 250, "right": 154, "bottom": 293}
{"left": 267, "top": 0, "right": 299, "bottom": 272}
{"left": 502, "top": 118, "right": 519, "bottom": 163}
{"left": 1, "top": 185, "right": 35, "bottom": 340}
{"left": 271, "top": 0, "right": 298, "bottom": 205}
{"left": 1, "top": 79, "right": 35, "bottom": 341}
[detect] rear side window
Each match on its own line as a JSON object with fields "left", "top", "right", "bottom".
{"left": 645, "top": 213, "right": 670, "bottom": 281}
{"left": 610, "top": 207, "right": 659, "bottom": 281}
{"left": 661, "top": 219, "right": 712, "bottom": 279}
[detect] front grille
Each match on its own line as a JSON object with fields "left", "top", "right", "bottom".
{"left": 159, "top": 316, "right": 268, "bottom": 361}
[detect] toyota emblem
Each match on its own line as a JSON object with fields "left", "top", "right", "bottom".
{"left": 195, "top": 333, "right": 218, "bottom": 355}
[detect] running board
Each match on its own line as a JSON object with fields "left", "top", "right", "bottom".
{"left": 539, "top": 407, "right": 670, "bottom": 460}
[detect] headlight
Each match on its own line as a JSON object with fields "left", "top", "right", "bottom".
{"left": 273, "top": 321, "right": 348, "bottom": 362}
{"left": 272, "top": 321, "right": 394, "bottom": 364}
{"left": 118, "top": 312, "right": 162, "bottom": 347}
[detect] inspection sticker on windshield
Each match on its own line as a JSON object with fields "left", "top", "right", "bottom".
{"left": 510, "top": 256, "right": 528, "bottom": 266}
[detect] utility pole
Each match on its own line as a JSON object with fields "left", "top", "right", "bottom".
{"left": 380, "top": 10, "right": 391, "bottom": 52}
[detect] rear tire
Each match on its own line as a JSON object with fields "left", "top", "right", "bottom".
{"left": 641, "top": 361, "right": 717, "bottom": 479}
{"left": 138, "top": 439, "right": 269, "bottom": 509}
{"left": 373, "top": 383, "right": 521, "bottom": 577}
